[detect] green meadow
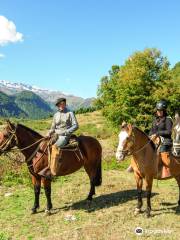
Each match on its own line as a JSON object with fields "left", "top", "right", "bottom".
{"left": 0, "top": 111, "right": 179, "bottom": 240}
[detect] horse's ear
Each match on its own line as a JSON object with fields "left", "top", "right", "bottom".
{"left": 127, "top": 123, "right": 133, "bottom": 135}
{"left": 5, "top": 119, "right": 16, "bottom": 130}
{"left": 121, "top": 121, "right": 127, "bottom": 129}
{"left": 4, "top": 119, "right": 11, "bottom": 126}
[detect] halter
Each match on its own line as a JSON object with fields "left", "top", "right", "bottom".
{"left": 0, "top": 125, "right": 18, "bottom": 152}
{"left": 119, "top": 129, "right": 153, "bottom": 157}
{"left": 0, "top": 123, "right": 49, "bottom": 177}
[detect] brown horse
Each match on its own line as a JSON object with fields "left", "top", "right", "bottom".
{"left": 0, "top": 120, "right": 102, "bottom": 214}
{"left": 116, "top": 124, "right": 180, "bottom": 217}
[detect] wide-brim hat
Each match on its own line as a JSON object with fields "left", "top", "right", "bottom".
{"left": 55, "top": 98, "right": 66, "bottom": 106}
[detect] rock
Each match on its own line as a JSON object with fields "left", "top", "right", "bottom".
{"left": 4, "top": 192, "right": 13, "bottom": 197}
{"left": 64, "top": 214, "right": 76, "bottom": 221}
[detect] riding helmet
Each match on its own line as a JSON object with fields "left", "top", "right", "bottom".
{"left": 156, "top": 100, "right": 167, "bottom": 111}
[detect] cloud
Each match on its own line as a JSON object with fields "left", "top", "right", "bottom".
{"left": 0, "top": 16, "right": 23, "bottom": 46}
{"left": 0, "top": 53, "right": 5, "bottom": 59}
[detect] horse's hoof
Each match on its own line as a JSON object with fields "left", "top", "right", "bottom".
{"left": 45, "top": 209, "right": 51, "bottom": 216}
{"left": 134, "top": 208, "right": 141, "bottom": 215}
{"left": 31, "top": 209, "right": 37, "bottom": 214}
{"left": 146, "top": 210, "right": 151, "bottom": 218}
{"left": 86, "top": 196, "right": 92, "bottom": 201}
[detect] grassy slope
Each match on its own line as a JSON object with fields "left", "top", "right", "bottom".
{"left": 0, "top": 111, "right": 180, "bottom": 240}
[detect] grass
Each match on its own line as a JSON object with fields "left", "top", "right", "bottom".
{"left": 1, "top": 111, "right": 180, "bottom": 239}
{"left": 0, "top": 170, "right": 180, "bottom": 240}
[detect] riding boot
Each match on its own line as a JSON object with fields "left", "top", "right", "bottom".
{"left": 50, "top": 144, "right": 61, "bottom": 176}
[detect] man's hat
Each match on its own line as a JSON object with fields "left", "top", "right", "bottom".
{"left": 55, "top": 98, "right": 66, "bottom": 106}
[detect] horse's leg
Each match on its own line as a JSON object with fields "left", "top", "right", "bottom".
{"left": 174, "top": 175, "right": 180, "bottom": 206}
{"left": 41, "top": 178, "right": 53, "bottom": 214}
{"left": 134, "top": 171, "right": 143, "bottom": 215}
{"left": 84, "top": 158, "right": 102, "bottom": 201}
{"left": 84, "top": 165, "right": 96, "bottom": 201}
{"left": 85, "top": 168, "right": 95, "bottom": 201}
{"left": 144, "top": 176, "right": 153, "bottom": 218}
{"left": 31, "top": 175, "right": 41, "bottom": 214}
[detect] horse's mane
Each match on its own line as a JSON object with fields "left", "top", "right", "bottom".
{"left": 17, "top": 124, "right": 43, "bottom": 138}
{"left": 133, "top": 126, "right": 156, "bottom": 150}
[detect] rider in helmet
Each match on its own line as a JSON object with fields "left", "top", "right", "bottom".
{"left": 149, "top": 100, "right": 173, "bottom": 150}
{"left": 149, "top": 100, "right": 173, "bottom": 178}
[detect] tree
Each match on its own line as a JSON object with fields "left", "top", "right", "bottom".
{"left": 154, "top": 61, "right": 180, "bottom": 113}
{"left": 95, "top": 48, "right": 179, "bottom": 131}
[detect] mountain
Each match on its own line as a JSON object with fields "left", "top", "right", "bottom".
{"left": 0, "top": 91, "right": 53, "bottom": 119}
{"left": 14, "top": 91, "right": 53, "bottom": 119}
{"left": 0, "top": 92, "right": 27, "bottom": 118}
{"left": 0, "top": 80, "right": 94, "bottom": 110}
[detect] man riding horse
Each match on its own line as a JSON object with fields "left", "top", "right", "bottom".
{"left": 39, "top": 97, "right": 79, "bottom": 179}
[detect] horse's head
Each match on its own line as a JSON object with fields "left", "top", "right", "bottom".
{"left": 0, "top": 120, "right": 18, "bottom": 155}
{"left": 116, "top": 122, "right": 135, "bottom": 162}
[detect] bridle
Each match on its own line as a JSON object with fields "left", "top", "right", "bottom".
{"left": 0, "top": 123, "right": 50, "bottom": 177}
{"left": 0, "top": 125, "right": 18, "bottom": 153}
{"left": 0, "top": 124, "right": 47, "bottom": 154}
{"left": 118, "top": 130, "right": 153, "bottom": 157}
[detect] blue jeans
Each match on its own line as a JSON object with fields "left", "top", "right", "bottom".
{"left": 55, "top": 136, "right": 69, "bottom": 148}
{"left": 159, "top": 145, "right": 172, "bottom": 153}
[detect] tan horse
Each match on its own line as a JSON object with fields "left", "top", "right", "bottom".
{"left": 116, "top": 124, "right": 180, "bottom": 217}
{"left": 0, "top": 120, "right": 102, "bottom": 214}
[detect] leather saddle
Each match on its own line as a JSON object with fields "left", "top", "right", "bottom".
{"left": 61, "top": 134, "right": 79, "bottom": 150}
{"left": 150, "top": 136, "right": 172, "bottom": 179}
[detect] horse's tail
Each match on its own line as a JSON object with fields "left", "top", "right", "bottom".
{"left": 94, "top": 158, "right": 102, "bottom": 186}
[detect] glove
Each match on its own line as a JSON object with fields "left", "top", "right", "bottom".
{"left": 150, "top": 134, "right": 157, "bottom": 140}
{"left": 47, "top": 131, "right": 54, "bottom": 137}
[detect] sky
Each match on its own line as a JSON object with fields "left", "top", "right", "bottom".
{"left": 0, "top": 0, "right": 180, "bottom": 98}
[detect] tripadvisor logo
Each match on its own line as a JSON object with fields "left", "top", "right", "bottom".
{"left": 135, "top": 227, "right": 143, "bottom": 235}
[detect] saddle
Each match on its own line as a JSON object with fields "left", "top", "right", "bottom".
{"left": 61, "top": 134, "right": 79, "bottom": 150}
{"left": 150, "top": 136, "right": 172, "bottom": 179}
{"left": 49, "top": 135, "right": 82, "bottom": 176}
{"left": 51, "top": 134, "right": 79, "bottom": 150}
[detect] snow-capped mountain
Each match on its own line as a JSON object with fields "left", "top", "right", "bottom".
{"left": 0, "top": 80, "right": 94, "bottom": 110}
{"left": 0, "top": 80, "right": 65, "bottom": 95}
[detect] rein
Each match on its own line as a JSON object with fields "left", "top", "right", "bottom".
{"left": 1, "top": 125, "right": 84, "bottom": 176}
{"left": 17, "top": 137, "right": 47, "bottom": 152}
{"left": 121, "top": 136, "right": 153, "bottom": 156}
{"left": 0, "top": 129, "right": 48, "bottom": 153}
{"left": 0, "top": 126, "right": 50, "bottom": 176}
{"left": 131, "top": 139, "right": 153, "bottom": 155}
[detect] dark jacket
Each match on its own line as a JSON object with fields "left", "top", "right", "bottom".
{"left": 149, "top": 115, "right": 173, "bottom": 145}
